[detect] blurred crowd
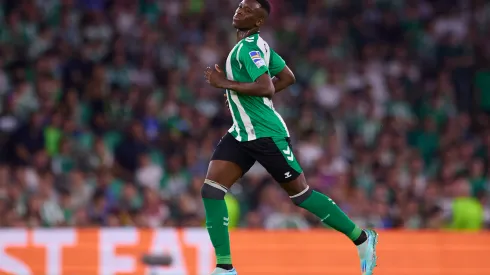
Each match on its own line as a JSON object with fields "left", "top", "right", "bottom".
{"left": 0, "top": 0, "right": 490, "bottom": 230}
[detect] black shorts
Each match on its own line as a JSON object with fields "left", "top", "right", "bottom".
{"left": 211, "top": 133, "right": 303, "bottom": 183}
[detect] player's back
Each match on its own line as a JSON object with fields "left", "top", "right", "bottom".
{"left": 224, "top": 33, "right": 289, "bottom": 142}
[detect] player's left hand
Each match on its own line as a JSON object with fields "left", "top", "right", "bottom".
{"left": 204, "top": 64, "right": 226, "bottom": 88}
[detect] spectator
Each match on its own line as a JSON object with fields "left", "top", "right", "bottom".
{"left": 114, "top": 121, "right": 148, "bottom": 179}
{"left": 0, "top": 0, "right": 489, "bottom": 230}
{"left": 136, "top": 153, "right": 163, "bottom": 191}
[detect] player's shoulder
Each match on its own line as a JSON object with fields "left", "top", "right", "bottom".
{"left": 241, "top": 34, "right": 270, "bottom": 48}
{"left": 238, "top": 36, "right": 259, "bottom": 54}
{"left": 240, "top": 35, "right": 270, "bottom": 53}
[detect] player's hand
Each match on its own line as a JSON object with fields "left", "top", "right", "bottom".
{"left": 204, "top": 64, "right": 227, "bottom": 88}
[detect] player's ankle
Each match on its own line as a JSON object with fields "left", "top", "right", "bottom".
{"left": 217, "top": 264, "right": 234, "bottom": 270}
{"left": 353, "top": 230, "right": 368, "bottom": 246}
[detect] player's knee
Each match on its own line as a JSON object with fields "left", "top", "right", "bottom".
{"left": 289, "top": 186, "right": 313, "bottom": 206}
{"left": 201, "top": 179, "right": 228, "bottom": 200}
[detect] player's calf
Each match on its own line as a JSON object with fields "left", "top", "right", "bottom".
{"left": 288, "top": 184, "right": 368, "bottom": 245}
{"left": 287, "top": 182, "right": 379, "bottom": 274}
{"left": 201, "top": 179, "right": 234, "bottom": 272}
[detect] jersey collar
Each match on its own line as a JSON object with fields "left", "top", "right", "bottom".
{"left": 239, "top": 32, "right": 260, "bottom": 42}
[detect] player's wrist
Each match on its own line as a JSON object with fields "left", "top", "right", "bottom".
{"left": 218, "top": 79, "right": 232, "bottom": 89}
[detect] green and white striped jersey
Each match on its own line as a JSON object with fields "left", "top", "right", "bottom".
{"left": 225, "top": 33, "right": 290, "bottom": 142}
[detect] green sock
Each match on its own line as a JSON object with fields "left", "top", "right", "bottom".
{"left": 299, "top": 190, "right": 363, "bottom": 241}
{"left": 203, "top": 198, "right": 232, "bottom": 264}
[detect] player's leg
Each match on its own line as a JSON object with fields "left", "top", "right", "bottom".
{"left": 249, "top": 137, "right": 367, "bottom": 240}
{"left": 250, "top": 137, "right": 378, "bottom": 275}
{"left": 280, "top": 174, "right": 378, "bottom": 275}
{"left": 203, "top": 133, "right": 255, "bottom": 275}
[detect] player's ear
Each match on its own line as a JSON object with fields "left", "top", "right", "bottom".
{"left": 255, "top": 18, "right": 264, "bottom": 27}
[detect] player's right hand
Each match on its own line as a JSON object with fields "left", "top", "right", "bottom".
{"left": 204, "top": 65, "right": 227, "bottom": 88}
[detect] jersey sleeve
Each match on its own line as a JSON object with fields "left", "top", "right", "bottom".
{"left": 269, "top": 49, "right": 286, "bottom": 77}
{"left": 239, "top": 45, "right": 269, "bottom": 82}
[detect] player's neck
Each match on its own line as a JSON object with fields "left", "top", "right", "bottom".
{"left": 236, "top": 29, "right": 259, "bottom": 41}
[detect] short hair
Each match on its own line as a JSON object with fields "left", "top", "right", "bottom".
{"left": 256, "top": 0, "right": 271, "bottom": 15}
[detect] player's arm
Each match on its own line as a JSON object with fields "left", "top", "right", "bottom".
{"left": 272, "top": 65, "right": 295, "bottom": 94}
{"left": 218, "top": 47, "right": 275, "bottom": 97}
{"left": 223, "top": 63, "right": 296, "bottom": 96}
{"left": 218, "top": 72, "right": 275, "bottom": 97}
{"left": 269, "top": 49, "right": 295, "bottom": 93}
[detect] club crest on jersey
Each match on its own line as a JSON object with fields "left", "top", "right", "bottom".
{"left": 249, "top": 51, "right": 265, "bottom": 68}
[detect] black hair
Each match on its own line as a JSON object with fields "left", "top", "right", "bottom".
{"left": 256, "top": 0, "right": 271, "bottom": 15}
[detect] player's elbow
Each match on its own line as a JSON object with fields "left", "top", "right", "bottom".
{"left": 287, "top": 73, "right": 296, "bottom": 85}
{"left": 284, "top": 69, "right": 296, "bottom": 85}
{"left": 280, "top": 66, "right": 296, "bottom": 85}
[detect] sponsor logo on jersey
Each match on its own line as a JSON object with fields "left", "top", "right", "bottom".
{"left": 249, "top": 51, "right": 265, "bottom": 68}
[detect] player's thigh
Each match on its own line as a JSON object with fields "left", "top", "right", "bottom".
{"left": 247, "top": 137, "right": 306, "bottom": 192}
{"left": 208, "top": 133, "right": 255, "bottom": 189}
